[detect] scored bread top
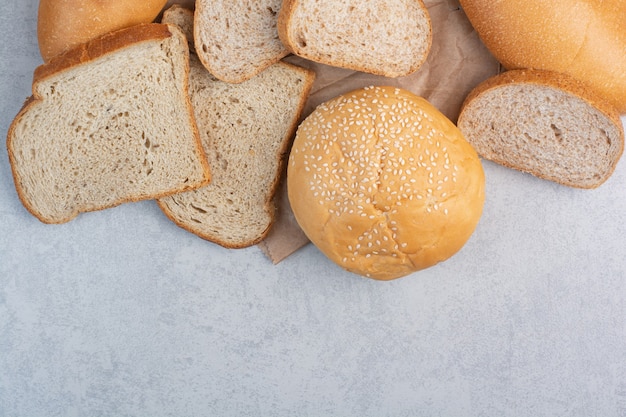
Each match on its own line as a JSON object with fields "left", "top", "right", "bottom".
{"left": 277, "top": 0, "right": 432, "bottom": 78}
{"left": 7, "top": 23, "right": 210, "bottom": 223}
{"left": 458, "top": 69, "right": 625, "bottom": 188}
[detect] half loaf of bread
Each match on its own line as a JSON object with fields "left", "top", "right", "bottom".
{"left": 7, "top": 23, "right": 210, "bottom": 224}
{"left": 194, "top": 0, "right": 289, "bottom": 83}
{"left": 158, "top": 6, "right": 315, "bottom": 248}
{"left": 277, "top": 0, "right": 432, "bottom": 77}
{"left": 457, "top": 69, "right": 624, "bottom": 188}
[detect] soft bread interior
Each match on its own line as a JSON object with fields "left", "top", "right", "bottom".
{"left": 459, "top": 84, "right": 623, "bottom": 188}
{"left": 9, "top": 26, "right": 207, "bottom": 223}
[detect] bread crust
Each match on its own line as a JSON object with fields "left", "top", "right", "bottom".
{"left": 459, "top": 0, "right": 626, "bottom": 113}
{"left": 288, "top": 86, "right": 485, "bottom": 280}
{"left": 37, "top": 0, "right": 167, "bottom": 62}
{"left": 7, "top": 23, "right": 211, "bottom": 224}
{"left": 277, "top": 0, "right": 432, "bottom": 78}
{"left": 458, "top": 69, "right": 625, "bottom": 189}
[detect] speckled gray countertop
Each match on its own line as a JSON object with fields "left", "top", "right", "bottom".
{"left": 1, "top": 1, "right": 626, "bottom": 416}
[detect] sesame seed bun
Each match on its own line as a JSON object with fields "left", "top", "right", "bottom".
{"left": 287, "top": 86, "right": 485, "bottom": 280}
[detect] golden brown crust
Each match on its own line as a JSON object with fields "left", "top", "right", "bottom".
{"left": 37, "top": 0, "right": 168, "bottom": 62}
{"left": 288, "top": 86, "right": 485, "bottom": 280}
{"left": 458, "top": 69, "right": 625, "bottom": 189}
{"left": 34, "top": 23, "right": 175, "bottom": 84}
{"left": 459, "top": 0, "right": 626, "bottom": 113}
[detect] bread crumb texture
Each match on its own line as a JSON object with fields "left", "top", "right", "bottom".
{"left": 458, "top": 70, "right": 625, "bottom": 188}
{"left": 7, "top": 25, "right": 208, "bottom": 223}
{"left": 278, "top": 0, "right": 432, "bottom": 77}
{"left": 288, "top": 86, "right": 485, "bottom": 280}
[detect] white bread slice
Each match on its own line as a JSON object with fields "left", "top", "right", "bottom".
{"left": 159, "top": 7, "right": 315, "bottom": 248}
{"left": 6, "top": 23, "right": 211, "bottom": 224}
{"left": 457, "top": 69, "right": 624, "bottom": 189}
{"left": 193, "top": 0, "right": 289, "bottom": 83}
{"left": 277, "top": 0, "right": 432, "bottom": 77}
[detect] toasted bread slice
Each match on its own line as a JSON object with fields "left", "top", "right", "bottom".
{"left": 159, "top": 7, "right": 315, "bottom": 248}
{"left": 7, "top": 23, "right": 210, "bottom": 223}
{"left": 457, "top": 69, "right": 624, "bottom": 188}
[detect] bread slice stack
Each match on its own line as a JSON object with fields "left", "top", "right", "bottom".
{"left": 158, "top": 5, "right": 315, "bottom": 248}
{"left": 457, "top": 69, "right": 624, "bottom": 188}
{"left": 7, "top": 23, "right": 210, "bottom": 224}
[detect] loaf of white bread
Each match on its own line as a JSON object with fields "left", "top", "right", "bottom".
{"left": 7, "top": 23, "right": 210, "bottom": 224}
{"left": 288, "top": 86, "right": 485, "bottom": 280}
{"left": 158, "top": 6, "right": 315, "bottom": 248}
{"left": 459, "top": 0, "right": 626, "bottom": 113}
{"left": 277, "top": 0, "right": 432, "bottom": 77}
{"left": 457, "top": 69, "right": 625, "bottom": 189}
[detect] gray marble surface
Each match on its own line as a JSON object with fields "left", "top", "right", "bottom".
{"left": 1, "top": 1, "right": 626, "bottom": 416}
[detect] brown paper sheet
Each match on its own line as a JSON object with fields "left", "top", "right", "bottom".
{"left": 257, "top": 0, "right": 501, "bottom": 264}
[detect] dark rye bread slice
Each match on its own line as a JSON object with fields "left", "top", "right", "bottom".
{"left": 457, "top": 69, "right": 624, "bottom": 188}
{"left": 6, "top": 23, "right": 210, "bottom": 223}
{"left": 158, "top": 6, "right": 315, "bottom": 248}
{"left": 193, "top": 0, "right": 289, "bottom": 83}
{"left": 277, "top": 0, "right": 432, "bottom": 77}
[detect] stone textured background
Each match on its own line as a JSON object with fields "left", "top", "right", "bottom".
{"left": 1, "top": 1, "right": 626, "bottom": 416}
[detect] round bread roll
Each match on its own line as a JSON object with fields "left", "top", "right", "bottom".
{"left": 287, "top": 86, "right": 485, "bottom": 280}
{"left": 459, "top": 0, "right": 626, "bottom": 113}
{"left": 38, "top": 0, "right": 168, "bottom": 62}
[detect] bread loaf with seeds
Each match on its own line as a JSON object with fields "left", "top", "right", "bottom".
{"left": 287, "top": 86, "right": 485, "bottom": 280}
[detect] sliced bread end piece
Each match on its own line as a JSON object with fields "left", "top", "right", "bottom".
{"left": 193, "top": 0, "right": 289, "bottom": 83}
{"left": 277, "top": 0, "right": 432, "bottom": 77}
{"left": 159, "top": 8, "right": 315, "bottom": 248}
{"left": 7, "top": 23, "right": 210, "bottom": 223}
{"left": 457, "top": 69, "right": 624, "bottom": 189}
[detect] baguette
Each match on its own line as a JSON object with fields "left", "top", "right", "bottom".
{"left": 277, "top": 0, "right": 432, "bottom": 77}
{"left": 7, "top": 23, "right": 210, "bottom": 224}
{"left": 159, "top": 6, "right": 315, "bottom": 248}
{"left": 457, "top": 69, "right": 624, "bottom": 189}
{"left": 459, "top": 0, "right": 626, "bottom": 113}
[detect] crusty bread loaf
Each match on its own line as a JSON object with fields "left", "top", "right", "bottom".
{"left": 288, "top": 86, "right": 485, "bottom": 280}
{"left": 37, "top": 0, "right": 167, "bottom": 62}
{"left": 277, "top": 0, "right": 432, "bottom": 77}
{"left": 159, "top": 7, "right": 315, "bottom": 248}
{"left": 7, "top": 23, "right": 210, "bottom": 224}
{"left": 193, "top": 0, "right": 289, "bottom": 83}
{"left": 457, "top": 69, "right": 625, "bottom": 189}
{"left": 459, "top": 0, "right": 626, "bottom": 113}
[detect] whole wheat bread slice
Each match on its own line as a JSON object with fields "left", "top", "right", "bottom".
{"left": 277, "top": 0, "right": 432, "bottom": 77}
{"left": 6, "top": 23, "right": 210, "bottom": 224}
{"left": 193, "top": 0, "right": 289, "bottom": 83}
{"left": 457, "top": 69, "right": 624, "bottom": 188}
{"left": 159, "top": 7, "right": 315, "bottom": 248}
